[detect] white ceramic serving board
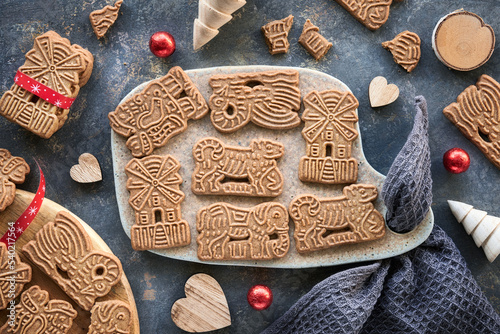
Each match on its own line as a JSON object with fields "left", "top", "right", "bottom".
{"left": 111, "top": 65, "right": 434, "bottom": 268}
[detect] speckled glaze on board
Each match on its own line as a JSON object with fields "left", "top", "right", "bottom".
{"left": 111, "top": 65, "right": 434, "bottom": 268}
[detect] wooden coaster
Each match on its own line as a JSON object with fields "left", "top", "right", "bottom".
{"left": 70, "top": 153, "right": 102, "bottom": 183}
{"left": 171, "top": 273, "right": 231, "bottom": 332}
{"left": 369, "top": 76, "right": 399, "bottom": 108}
{"left": 432, "top": 10, "right": 495, "bottom": 71}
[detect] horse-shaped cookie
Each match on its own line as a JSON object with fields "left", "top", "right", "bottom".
{"left": 192, "top": 138, "right": 285, "bottom": 197}
{"left": 289, "top": 184, "right": 386, "bottom": 252}
{"left": 197, "top": 202, "right": 290, "bottom": 260}
{"left": 23, "top": 211, "right": 123, "bottom": 311}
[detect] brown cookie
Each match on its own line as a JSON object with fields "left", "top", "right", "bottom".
{"left": 192, "top": 138, "right": 284, "bottom": 197}
{"left": 298, "top": 19, "right": 332, "bottom": 60}
{"left": 209, "top": 70, "right": 301, "bottom": 133}
{"left": 89, "top": 0, "right": 123, "bottom": 39}
{"left": 261, "top": 15, "right": 294, "bottom": 55}
{"left": 0, "top": 243, "right": 31, "bottom": 310}
{"left": 109, "top": 66, "right": 209, "bottom": 157}
{"left": 89, "top": 300, "right": 132, "bottom": 334}
{"left": 0, "top": 31, "right": 94, "bottom": 139}
{"left": 382, "top": 31, "right": 421, "bottom": 72}
{"left": 0, "top": 285, "right": 77, "bottom": 334}
{"left": 125, "top": 155, "right": 191, "bottom": 250}
{"left": 334, "top": 0, "right": 395, "bottom": 31}
{"left": 443, "top": 75, "right": 500, "bottom": 170}
{"left": 299, "top": 89, "right": 359, "bottom": 184}
{"left": 22, "top": 211, "right": 123, "bottom": 311}
{"left": 0, "top": 149, "right": 30, "bottom": 212}
{"left": 289, "top": 184, "right": 386, "bottom": 253}
{"left": 197, "top": 202, "right": 290, "bottom": 260}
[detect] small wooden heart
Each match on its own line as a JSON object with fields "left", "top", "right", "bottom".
{"left": 70, "top": 153, "right": 102, "bottom": 183}
{"left": 171, "top": 274, "right": 231, "bottom": 333}
{"left": 369, "top": 76, "right": 400, "bottom": 108}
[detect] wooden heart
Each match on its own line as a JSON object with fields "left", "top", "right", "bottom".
{"left": 171, "top": 274, "right": 231, "bottom": 332}
{"left": 70, "top": 153, "right": 102, "bottom": 183}
{"left": 369, "top": 76, "right": 399, "bottom": 108}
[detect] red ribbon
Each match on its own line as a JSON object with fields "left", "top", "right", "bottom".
{"left": 14, "top": 70, "right": 76, "bottom": 109}
{"left": 0, "top": 164, "right": 45, "bottom": 245}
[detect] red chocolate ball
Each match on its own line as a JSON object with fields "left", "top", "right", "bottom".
{"left": 443, "top": 147, "right": 470, "bottom": 173}
{"left": 247, "top": 284, "right": 273, "bottom": 311}
{"left": 149, "top": 31, "right": 176, "bottom": 58}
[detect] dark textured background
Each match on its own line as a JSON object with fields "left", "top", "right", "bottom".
{"left": 0, "top": 0, "right": 499, "bottom": 333}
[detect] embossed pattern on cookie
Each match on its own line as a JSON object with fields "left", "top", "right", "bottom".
{"left": 197, "top": 202, "right": 290, "bottom": 260}
{"left": 89, "top": 300, "right": 132, "bottom": 334}
{"left": 209, "top": 70, "right": 301, "bottom": 133}
{"left": 289, "top": 184, "right": 386, "bottom": 253}
{"left": 0, "top": 244, "right": 31, "bottom": 310}
{"left": 382, "top": 31, "right": 421, "bottom": 72}
{"left": 334, "top": 0, "right": 394, "bottom": 31}
{"left": 443, "top": 75, "right": 500, "bottom": 170}
{"left": 125, "top": 155, "right": 190, "bottom": 250}
{"left": 0, "top": 149, "right": 30, "bottom": 212}
{"left": 109, "top": 66, "right": 209, "bottom": 157}
{"left": 22, "top": 211, "right": 123, "bottom": 311}
{"left": 192, "top": 138, "right": 285, "bottom": 197}
{"left": 262, "top": 15, "right": 294, "bottom": 55}
{"left": 89, "top": 0, "right": 123, "bottom": 39}
{"left": 299, "top": 89, "right": 359, "bottom": 184}
{"left": 0, "top": 31, "right": 93, "bottom": 139}
{"left": 298, "top": 19, "right": 332, "bottom": 60}
{"left": 0, "top": 285, "right": 77, "bottom": 334}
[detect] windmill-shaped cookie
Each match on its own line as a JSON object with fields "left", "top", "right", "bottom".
{"left": 0, "top": 31, "right": 93, "bottom": 138}
{"left": 299, "top": 89, "right": 359, "bottom": 184}
{"left": 125, "top": 155, "right": 190, "bottom": 250}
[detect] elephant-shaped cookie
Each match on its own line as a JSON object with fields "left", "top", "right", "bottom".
{"left": 197, "top": 202, "right": 290, "bottom": 260}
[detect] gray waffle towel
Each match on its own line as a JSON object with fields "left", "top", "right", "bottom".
{"left": 262, "top": 96, "right": 500, "bottom": 334}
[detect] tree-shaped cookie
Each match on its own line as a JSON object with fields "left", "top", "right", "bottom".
{"left": 0, "top": 149, "right": 30, "bottom": 212}
{"left": 89, "top": 0, "right": 123, "bottom": 39}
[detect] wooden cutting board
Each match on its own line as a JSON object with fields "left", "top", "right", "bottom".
{"left": 0, "top": 190, "right": 140, "bottom": 334}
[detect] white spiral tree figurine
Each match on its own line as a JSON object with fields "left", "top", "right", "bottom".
{"left": 448, "top": 200, "right": 500, "bottom": 262}
{"left": 193, "top": 0, "right": 246, "bottom": 50}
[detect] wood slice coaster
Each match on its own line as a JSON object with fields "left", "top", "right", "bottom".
{"left": 432, "top": 10, "right": 495, "bottom": 71}
{"left": 0, "top": 190, "right": 140, "bottom": 333}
